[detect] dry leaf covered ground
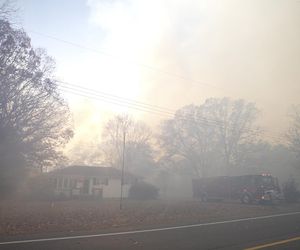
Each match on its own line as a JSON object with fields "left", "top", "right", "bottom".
{"left": 0, "top": 199, "right": 299, "bottom": 237}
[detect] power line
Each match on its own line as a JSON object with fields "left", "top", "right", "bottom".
{"left": 59, "top": 85, "right": 224, "bottom": 127}
{"left": 26, "top": 31, "right": 284, "bottom": 141}
{"left": 59, "top": 87, "right": 174, "bottom": 118}
{"left": 57, "top": 80, "right": 176, "bottom": 113}
{"left": 59, "top": 81, "right": 222, "bottom": 127}
{"left": 57, "top": 82, "right": 283, "bottom": 142}
{"left": 57, "top": 81, "right": 223, "bottom": 127}
{"left": 26, "top": 30, "right": 283, "bottom": 139}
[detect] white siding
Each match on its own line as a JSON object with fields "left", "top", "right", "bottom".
{"left": 53, "top": 176, "right": 133, "bottom": 198}
{"left": 88, "top": 178, "right": 93, "bottom": 195}
{"left": 103, "top": 179, "right": 130, "bottom": 198}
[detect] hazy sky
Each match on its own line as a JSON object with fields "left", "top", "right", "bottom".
{"left": 19, "top": 0, "right": 300, "bottom": 153}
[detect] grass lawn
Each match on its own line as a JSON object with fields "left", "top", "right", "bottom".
{"left": 0, "top": 199, "right": 299, "bottom": 237}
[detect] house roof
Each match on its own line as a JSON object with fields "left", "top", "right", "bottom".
{"left": 49, "top": 165, "right": 140, "bottom": 180}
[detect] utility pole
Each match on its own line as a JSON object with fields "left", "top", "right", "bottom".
{"left": 120, "top": 130, "right": 126, "bottom": 210}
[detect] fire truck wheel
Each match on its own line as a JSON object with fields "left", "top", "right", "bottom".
{"left": 241, "top": 194, "right": 252, "bottom": 204}
{"left": 264, "top": 193, "right": 273, "bottom": 205}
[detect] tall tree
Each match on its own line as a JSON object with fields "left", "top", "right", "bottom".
{"left": 101, "top": 114, "right": 155, "bottom": 176}
{"left": 159, "top": 104, "right": 219, "bottom": 177}
{"left": 202, "top": 98, "right": 260, "bottom": 173}
{"left": 159, "top": 98, "right": 260, "bottom": 177}
{"left": 0, "top": 19, "right": 73, "bottom": 195}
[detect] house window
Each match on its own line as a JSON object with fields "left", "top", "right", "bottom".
{"left": 93, "top": 178, "right": 100, "bottom": 185}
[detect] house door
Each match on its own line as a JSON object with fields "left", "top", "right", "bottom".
{"left": 83, "top": 179, "right": 90, "bottom": 194}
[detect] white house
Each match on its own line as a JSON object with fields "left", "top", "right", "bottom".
{"left": 49, "top": 165, "right": 140, "bottom": 198}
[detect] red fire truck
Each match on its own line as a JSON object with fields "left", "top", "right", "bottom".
{"left": 192, "top": 174, "right": 282, "bottom": 204}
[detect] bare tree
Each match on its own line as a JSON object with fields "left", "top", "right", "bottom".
{"left": 159, "top": 104, "right": 219, "bottom": 177}
{"left": 159, "top": 98, "right": 260, "bottom": 177}
{"left": 0, "top": 19, "right": 73, "bottom": 195}
{"left": 101, "top": 114, "right": 154, "bottom": 176}
{"left": 202, "top": 98, "right": 260, "bottom": 173}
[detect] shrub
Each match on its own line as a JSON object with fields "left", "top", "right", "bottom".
{"left": 128, "top": 182, "right": 159, "bottom": 200}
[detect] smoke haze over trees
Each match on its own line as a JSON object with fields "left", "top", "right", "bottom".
{"left": 0, "top": 0, "right": 300, "bottom": 200}
{"left": 64, "top": 100, "right": 300, "bottom": 186}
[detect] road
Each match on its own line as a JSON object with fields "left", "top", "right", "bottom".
{"left": 1, "top": 212, "right": 300, "bottom": 249}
